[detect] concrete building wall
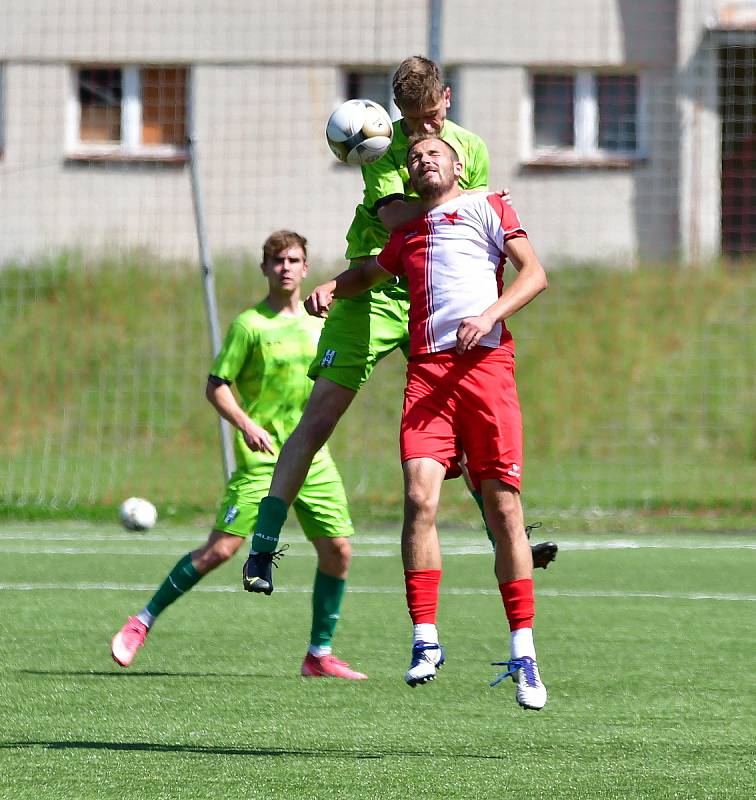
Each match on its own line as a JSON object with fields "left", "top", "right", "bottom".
{"left": 1, "top": 0, "right": 427, "bottom": 63}
{"left": 0, "top": 1, "right": 727, "bottom": 267}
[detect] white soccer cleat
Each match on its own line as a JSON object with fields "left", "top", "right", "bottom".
{"left": 405, "top": 641, "right": 445, "bottom": 687}
{"left": 490, "top": 655, "right": 547, "bottom": 710}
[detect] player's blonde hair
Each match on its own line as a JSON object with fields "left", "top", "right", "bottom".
{"left": 261, "top": 230, "right": 308, "bottom": 263}
{"left": 392, "top": 56, "right": 446, "bottom": 110}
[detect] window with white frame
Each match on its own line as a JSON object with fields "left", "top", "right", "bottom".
{"left": 67, "top": 66, "right": 189, "bottom": 159}
{"left": 527, "top": 71, "right": 643, "bottom": 162}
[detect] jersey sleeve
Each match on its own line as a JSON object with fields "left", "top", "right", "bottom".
{"left": 362, "top": 151, "right": 405, "bottom": 210}
{"left": 210, "top": 319, "right": 255, "bottom": 383}
{"left": 375, "top": 230, "right": 406, "bottom": 276}
{"left": 466, "top": 137, "right": 490, "bottom": 190}
{"left": 484, "top": 194, "right": 528, "bottom": 249}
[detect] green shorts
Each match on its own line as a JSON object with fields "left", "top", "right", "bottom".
{"left": 308, "top": 276, "right": 410, "bottom": 392}
{"left": 213, "top": 451, "right": 353, "bottom": 540}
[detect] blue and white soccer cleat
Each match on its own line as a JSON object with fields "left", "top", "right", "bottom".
{"left": 490, "top": 655, "right": 547, "bottom": 710}
{"left": 405, "top": 641, "right": 445, "bottom": 687}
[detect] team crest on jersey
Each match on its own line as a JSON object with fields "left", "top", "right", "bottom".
{"left": 223, "top": 505, "right": 240, "bottom": 524}
{"left": 321, "top": 348, "right": 337, "bottom": 367}
{"left": 442, "top": 211, "right": 463, "bottom": 224}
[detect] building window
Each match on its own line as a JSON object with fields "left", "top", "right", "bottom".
{"left": 345, "top": 69, "right": 400, "bottom": 120}
{"left": 67, "top": 66, "right": 189, "bottom": 160}
{"left": 597, "top": 75, "right": 638, "bottom": 152}
{"left": 533, "top": 75, "right": 575, "bottom": 149}
{"left": 526, "top": 71, "right": 643, "bottom": 164}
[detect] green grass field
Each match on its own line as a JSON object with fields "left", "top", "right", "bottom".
{"left": 1, "top": 258, "right": 754, "bottom": 526}
{"left": 1, "top": 519, "right": 754, "bottom": 799}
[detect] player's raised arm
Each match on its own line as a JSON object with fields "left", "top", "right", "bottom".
{"left": 456, "top": 237, "right": 548, "bottom": 353}
{"left": 305, "top": 258, "right": 392, "bottom": 317}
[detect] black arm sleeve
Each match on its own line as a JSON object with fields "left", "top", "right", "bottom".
{"left": 372, "top": 193, "right": 406, "bottom": 213}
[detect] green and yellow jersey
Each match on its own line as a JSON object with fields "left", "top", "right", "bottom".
{"left": 210, "top": 301, "right": 325, "bottom": 470}
{"left": 344, "top": 117, "right": 490, "bottom": 262}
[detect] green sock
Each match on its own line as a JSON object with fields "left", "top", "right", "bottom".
{"left": 310, "top": 569, "right": 346, "bottom": 648}
{"left": 145, "top": 553, "right": 202, "bottom": 618}
{"left": 471, "top": 489, "right": 496, "bottom": 550}
{"left": 250, "top": 495, "right": 288, "bottom": 553}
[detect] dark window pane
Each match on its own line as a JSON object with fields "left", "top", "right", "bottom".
{"left": 79, "top": 68, "right": 122, "bottom": 143}
{"left": 141, "top": 67, "right": 188, "bottom": 146}
{"left": 345, "top": 70, "right": 391, "bottom": 114}
{"left": 598, "top": 75, "right": 638, "bottom": 152}
{"left": 533, "top": 74, "right": 574, "bottom": 148}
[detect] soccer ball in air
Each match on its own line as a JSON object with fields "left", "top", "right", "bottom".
{"left": 326, "top": 98, "right": 393, "bottom": 165}
{"left": 118, "top": 497, "right": 158, "bottom": 531}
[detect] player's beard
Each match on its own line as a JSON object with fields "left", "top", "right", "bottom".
{"left": 414, "top": 166, "right": 456, "bottom": 202}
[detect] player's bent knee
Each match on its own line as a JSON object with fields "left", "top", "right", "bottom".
{"left": 405, "top": 487, "right": 439, "bottom": 521}
{"left": 315, "top": 536, "right": 351, "bottom": 574}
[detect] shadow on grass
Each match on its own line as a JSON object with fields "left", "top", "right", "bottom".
{"left": 0, "top": 740, "right": 507, "bottom": 760}
{"left": 17, "top": 669, "right": 276, "bottom": 679}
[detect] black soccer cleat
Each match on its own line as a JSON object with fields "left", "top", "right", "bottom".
{"left": 242, "top": 545, "right": 289, "bottom": 595}
{"left": 531, "top": 541, "right": 558, "bottom": 570}
{"left": 524, "top": 523, "right": 558, "bottom": 569}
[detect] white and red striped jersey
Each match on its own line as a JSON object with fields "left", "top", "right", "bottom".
{"left": 376, "top": 192, "right": 527, "bottom": 356}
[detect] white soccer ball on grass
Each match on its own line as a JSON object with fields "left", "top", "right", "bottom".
{"left": 326, "top": 98, "right": 393, "bottom": 165}
{"left": 118, "top": 497, "right": 158, "bottom": 531}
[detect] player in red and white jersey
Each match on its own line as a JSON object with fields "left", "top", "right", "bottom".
{"left": 376, "top": 189, "right": 527, "bottom": 357}
{"left": 306, "top": 134, "right": 549, "bottom": 710}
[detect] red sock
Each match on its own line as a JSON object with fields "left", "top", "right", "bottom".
{"left": 404, "top": 569, "right": 442, "bottom": 624}
{"left": 499, "top": 578, "right": 535, "bottom": 631}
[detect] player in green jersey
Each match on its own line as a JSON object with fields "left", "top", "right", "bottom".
{"left": 110, "top": 230, "right": 367, "bottom": 680}
{"left": 243, "top": 57, "right": 557, "bottom": 594}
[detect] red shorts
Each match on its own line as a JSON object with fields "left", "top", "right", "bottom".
{"left": 400, "top": 347, "right": 523, "bottom": 491}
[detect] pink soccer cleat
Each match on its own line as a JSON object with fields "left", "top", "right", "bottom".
{"left": 110, "top": 616, "right": 148, "bottom": 667}
{"left": 300, "top": 652, "right": 368, "bottom": 680}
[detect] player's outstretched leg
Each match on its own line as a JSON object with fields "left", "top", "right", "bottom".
{"left": 111, "top": 551, "right": 203, "bottom": 667}
{"left": 111, "top": 534, "right": 240, "bottom": 667}
{"left": 405, "top": 641, "right": 446, "bottom": 687}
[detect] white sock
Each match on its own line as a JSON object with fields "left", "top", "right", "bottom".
{"left": 511, "top": 627, "right": 535, "bottom": 660}
{"left": 308, "top": 644, "right": 332, "bottom": 657}
{"left": 136, "top": 609, "right": 155, "bottom": 629}
{"left": 413, "top": 623, "right": 438, "bottom": 645}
